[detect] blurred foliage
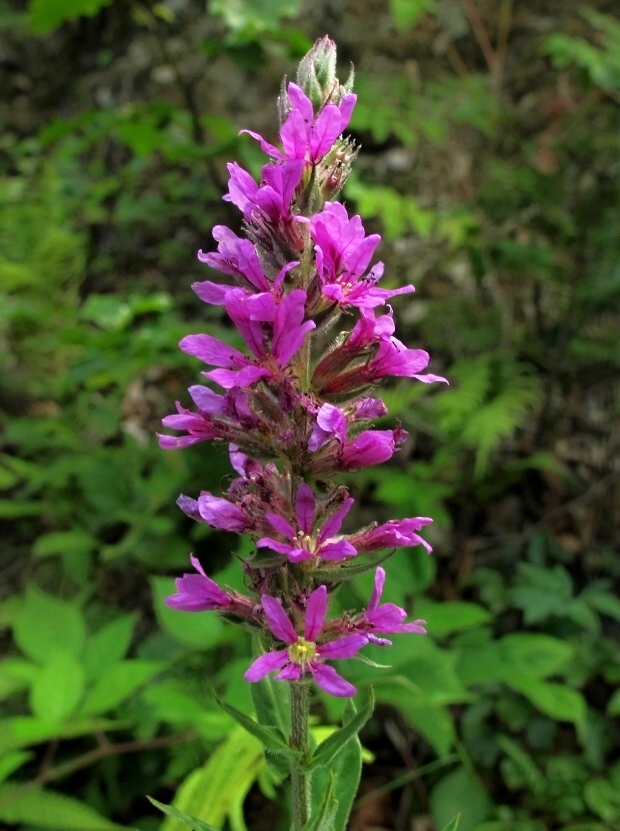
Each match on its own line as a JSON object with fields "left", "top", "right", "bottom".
{"left": 1, "top": 1, "right": 619, "bottom": 830}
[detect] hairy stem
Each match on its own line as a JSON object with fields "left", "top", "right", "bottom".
{"left": 290, "top": 681, "right": 311, "bottom": 831}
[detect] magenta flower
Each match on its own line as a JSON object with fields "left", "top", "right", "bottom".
{"left": 157, "top": 403, "right": 218, "bottom": 449}
{"left": 308, "top": 403, "right": 348, "bottom": 452}
{"left": 195, "top": 226, "right": 271, "bottom": 302}
{"left": 309, "top": 202, "right": 414, "bottom": 309}
{"left": 348, "top": 517, "right": 433, "bottom": 554}
{"left": 165, "top": 555, "right": 233, "bottom": 612}
{"left": 244, "top": 585, "right": 366, "bottom": 697}
{"left": 356, "top": 567, "right": 427, "bottom": 645}
{"left": 243, "top": 83, "right": 356, "bottom": 165}
{"left": 340, "top": 427, "right": 407, "bottom": 470}
{"left": 308, "top": 400, "right": 389, "bottom": 454}
{"left": 257, "top": 483, "right": 356, "bottom": 563}
{"left": 225, "top": 160, "right": 304, "bottom": 224}
{"left": 158, "top": 385, "right": 257, "bottom": 450}
{"left": 197, "top": 492, "right": 253, "bottom": 533}
{"left": 367, "top": 337, "right": 449, "bottom": 384}
{"left": 179, "top": 289, "right": 315, "bottom": 389}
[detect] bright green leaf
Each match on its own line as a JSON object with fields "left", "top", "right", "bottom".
{"left": 83, "top": 614, "right": 137, "bottom": 681}
{"left": 307, "top": 688, "right": 374, "bottom": 770}
{"left": 215, "top": 696, "right": 292, "bottom": 755}
{"left": 311, "top": 710, "right": 362, "bottom": 831}
{"left": 79, "top": 660, "right": 164, "bottom": 716}
{"left": 0, "top": 786, "right": 123, "bottom": 830}
{"left": 29, "top": 650, "right": 84, "bottom": 721}
{"left": 13, "top": 586, "right": 86, "bottom": 664}
{"left": 0, "top": 716, "right": 126, "bottom": 754}
{"left": 28, "top": 0, "right": 115, "bottom": 33}
{"left": 161, "top": 726, "right": 266, "bottom": 831}
{"left": 302, "top": 772, "right": 338, "bottom": 831}
{"left": 148, "top": 797, "right": 220, "bottom": 831}
{"left": 0, "top": 751, "right": 34, "bottom": 786}
{"left": 507, "top": 677, "right": 587, "bottom": 725}
{"left": 416, "top": 600, "right": 492, "bottom": 637}
{"left": 430, "top": 768, "right": 490, "bottom": 831}
{"left": 583, "top": 777, "right": 620, "bottom": 822}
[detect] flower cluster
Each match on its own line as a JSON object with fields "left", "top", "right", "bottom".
{"left": 160, "top": 37, "right": 446, "bottom": 697}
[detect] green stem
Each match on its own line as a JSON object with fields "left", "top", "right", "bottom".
{"left": 290, "top": 681, "right": 311, "bottom": 831}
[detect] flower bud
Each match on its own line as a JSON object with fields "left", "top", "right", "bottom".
{"left": 288, "top": 36, "right": 354, "bottom": 114}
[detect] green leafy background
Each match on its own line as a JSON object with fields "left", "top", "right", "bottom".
{"left": 1, "top": 0, "right": 619, "bottom": 829}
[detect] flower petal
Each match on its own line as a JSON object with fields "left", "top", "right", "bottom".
{"left": 265, "top": 512, "right": 296, "bottom": 539}
{"left": 244, "top": 651, "right": 289, "bottom": 682}
{"left": 320, "top": 497, "right": 354, "bottom": 540}
{"left": 304, "top": 585, "right": 328, "bottom": 641}
{"left": 318, "top": 634, "right": 366, "bottom": 660}
{"left": 198, "top": 494, "right": 250, "bottom": 533}
{"left": 369, "top": 566, "right": 385, "bottom": 612}
{"left": 311, "top": 663, "right": 356, "bottom": 698}
{"left": 256, "top": 537, "right": 299, "bottom": 557}
{"left": 262, "top": 595, "right": 298, "bottom": 644}
{"left": 317, "top": 539, "right": 357, "bottom": 561}
{"left": 275, "top": 663, "right": 303, "bottom": 681}
{"left": 295, "top": 484, "right": 316, "bottom": 535}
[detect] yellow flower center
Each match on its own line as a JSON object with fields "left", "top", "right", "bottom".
{"left": 296, "top": 532, "right": 316, "bottom": 554}
{"left": 288, "top": 638, "right": 317, "bottom": 666}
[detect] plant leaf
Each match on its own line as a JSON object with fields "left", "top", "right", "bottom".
{"left": 311, "top": 712, "right": 362, "bottom": 831}
{"left": 215, "top": 695, "right": 294, "bottom": 755}
{"left": 0, "top": 787, "right": 124, "bottom": 830}
{"left": 302, "top": 772, "right": 338, "bottom": 831}
{"left": 148, "top": 797, "right": 220, "bottom": 831}
{"left": 306, "top": 688, "right": 374, "bottom": 770}
{"left": 29, "top": 650, "right": 85, "bottom": 721}
{"left": 79, "top": 660, "right": 164, "bottom": 716}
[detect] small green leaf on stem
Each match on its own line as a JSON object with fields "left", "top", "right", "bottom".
{"left": 301, "top": 772, "right": 338, "bottom": 831}
{"left": 305, "top": 687, "right": 374, "bottom": 770}
{"left": 214, "top": 694, "right": 296, "bottom": 755}
{"left": 147, "top": 797, "right": 220, "bottom": 831}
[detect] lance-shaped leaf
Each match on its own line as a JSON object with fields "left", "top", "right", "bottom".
{"left": 147, "top": 797, "right": 219, "bottom": 831}
{"left": 311, "top": 714, "right": 362, "bottom": 831}
{"left": 440, "top": 817, "right": 460, "bottom": 831}
{"left": 214, "top": 695, "right": 296, "bottom": 756}
{"left": 305, "top": 687, "right": 374, "bottom": 770}
{"left": 302, "top": 772, "right": 338, "bottom": 831}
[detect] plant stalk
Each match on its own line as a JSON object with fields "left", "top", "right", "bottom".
{"left": 290, "top": 681, "right": 311, "bottom": 831}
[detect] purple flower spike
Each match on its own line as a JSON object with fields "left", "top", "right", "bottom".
{"left": 357, "top": 567, "right": 427, "bottom": 645}
{"left": 257, "top": 484, "right": 356, "bottom": 563}
{"left": 244, "top": 586, "right": 366, "bottom": 697}
{"left": 165, "top": 555, "right": 233, "bottom": 612}
{"left": 159, "top": 38, "right": 448, "bottom": 701}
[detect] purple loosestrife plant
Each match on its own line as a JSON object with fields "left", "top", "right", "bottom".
{"left": 156, "top": 37, "right": 447, "bottom": 831}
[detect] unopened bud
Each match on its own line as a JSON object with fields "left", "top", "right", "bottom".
{"left": 317, "top": 136, "right": 359, "bottom": 200}
{"left": 294, "top": 35, "right": 354, "bottom": 111}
